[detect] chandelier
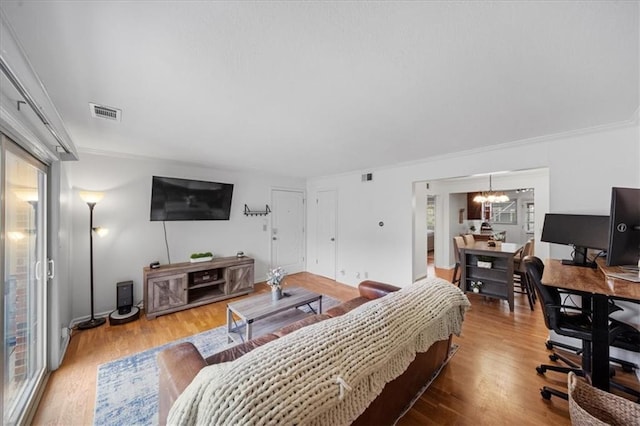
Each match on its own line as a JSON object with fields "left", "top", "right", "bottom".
{"left": 474, "top": 175, "right": 509, "bottom": 203}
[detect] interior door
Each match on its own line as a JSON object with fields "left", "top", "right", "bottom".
{"left": 315, "top": 190, "right": 337, "bottom": 280}
{"left": 1, "top": 135, "right": 48, "bottom": 425}
{"left": 271, "top": 189, "right": 305, "bottom": 273}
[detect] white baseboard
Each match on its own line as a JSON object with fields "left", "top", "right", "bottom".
{"left": 69, "top": 309, "right": 113, "bottom": 328}
{"left": 55, "top": 334, "right": 70, "bottom": 370}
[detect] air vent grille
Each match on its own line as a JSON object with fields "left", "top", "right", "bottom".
{"left": 89, "top": 103, "right": 121, "bottom": 121}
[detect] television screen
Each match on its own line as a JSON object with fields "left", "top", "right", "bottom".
{"left": 607, "top": 187, "right": 640, "bottom": 267}
{"left": 150, "top": 176, "right": 234, "bottom": 221}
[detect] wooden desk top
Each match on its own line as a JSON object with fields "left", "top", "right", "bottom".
{"left": 543, "top": 258, "right": 640, "bottom": 301}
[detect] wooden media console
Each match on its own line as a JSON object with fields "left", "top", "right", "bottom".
{"left": 143, "top": 256, "right": 254, "bottom": 319}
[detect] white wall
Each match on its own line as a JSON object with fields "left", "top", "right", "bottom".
{"left": 47, "top": 161, "right": 73, "bottom": 369}
{"left": 64, "top": 152, "right": 305, "bottom": 322}
{"left": 306, "top": 122, "right": 639, "bottom": 288}
{"left": 306, "top": 168, "right": 413, "bottom": 286}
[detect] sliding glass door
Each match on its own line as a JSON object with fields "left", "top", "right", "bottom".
{"left": 1, "top": 134, "right": 48, "bottom": 425}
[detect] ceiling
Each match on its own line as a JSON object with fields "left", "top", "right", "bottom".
{"left": 1, "top": 1, "right": 638, "bottom": 178}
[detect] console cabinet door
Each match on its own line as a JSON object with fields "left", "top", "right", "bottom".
{"left": 226, "top": 264, "right": 254, "bottom": 294}
{"left": 148, "top": 273, "right": 188, "bottom": 314}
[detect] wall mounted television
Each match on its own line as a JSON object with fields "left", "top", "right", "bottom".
{"left": 541, "top": 213, "right": 609, "bottom": 268}
{"left": 607, "top": 187, "right": 640, "bottom": 267}
{"left": 150, "top": 176, "right": 234, "bottom": 221}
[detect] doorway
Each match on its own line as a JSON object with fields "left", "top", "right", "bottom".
{"left": 315, "top": 189, "right": 337, "bottom": 280}
{"left": 426, "top": 195, "right": 436, "bottom": 277}
{"left": 1, "top": 134, "right": 48, "bottom": 425}
{"left": 411, "top": 169, "right": 549, "bottom": 281}
{"left": 270, "top": 189, "right": 305, "bottom": 273}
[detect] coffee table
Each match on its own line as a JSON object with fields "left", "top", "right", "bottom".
{"left": 226, "top": 287, "right": 322, "bottom": 344}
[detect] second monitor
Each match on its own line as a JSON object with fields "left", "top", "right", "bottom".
{"left": 541, "top": 213, "right": 609, "bottom": 268}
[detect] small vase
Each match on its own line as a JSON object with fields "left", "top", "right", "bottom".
{"left": 271, "top": 287, "right": 282, "bottom": 301}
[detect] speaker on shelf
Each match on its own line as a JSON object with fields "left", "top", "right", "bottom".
{"left": 110, "top": 280, "right": 140, "bottom": 326}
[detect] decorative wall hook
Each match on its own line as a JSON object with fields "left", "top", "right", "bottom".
{"left": 244, "top": 204, "right": 271, "bottom": 216}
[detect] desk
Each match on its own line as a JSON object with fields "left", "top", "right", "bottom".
{"left": 542, "top": 258, "right": 640, "bottom": 391}
{"left": 461, "top": 242, "right": 522, "bottom": 312}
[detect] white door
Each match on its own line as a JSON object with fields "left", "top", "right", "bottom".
{"left": 2, "top": 136, "right": 48, "bottom": 425}
{"left": 316, "top": 190, "right": 337, "bottom": 280}
{"left": 271, "top": 189, "right": 305, "bottom": 273}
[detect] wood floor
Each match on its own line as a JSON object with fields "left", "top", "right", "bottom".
{"left": 32, "top": 270, "right": 638, "bottom": 425}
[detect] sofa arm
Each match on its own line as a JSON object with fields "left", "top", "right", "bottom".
{"left": 157, "top": 342, "right": 207, "bottom": 425}
{"left": 358, "top": 280, "right": 401, "bottom": 300}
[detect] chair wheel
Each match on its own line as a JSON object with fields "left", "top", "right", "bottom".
{"left": 549, "top": 354, "right": 558, "bottom": 362}
{"left": 541, "top": 389, "right": 552, "bottom": 400}
{"left": 545, "top": 341, "right": 553, "bottom": 350}
{"left": 536, "top": 366, "right": 546, "bottom": 375}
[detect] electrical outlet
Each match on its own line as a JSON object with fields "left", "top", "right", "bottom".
{"left": 356, "top": 272, "right": 361, "bottom": 279}
{"left": 61, "top": 327, "right": 68, "bottom": 339}
{"left": 364, "top": 272, "right": 368, "bottom": 279}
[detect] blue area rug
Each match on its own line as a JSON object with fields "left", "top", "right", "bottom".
{"left": 93, "top": 296, "right": 334, "bottom": 426}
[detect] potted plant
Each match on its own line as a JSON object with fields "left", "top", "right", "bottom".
{"left": 266, "top": 266, "right": 286, "bottom": 300}
{"left": 190, "top": 252, "right": 213, "bottom": 263}
{"left": 470, "top": 280, "right": 484, "bottom": 293}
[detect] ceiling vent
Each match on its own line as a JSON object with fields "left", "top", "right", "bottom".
{"left": 89, "top": 103, "right": 121, "bottom": 121}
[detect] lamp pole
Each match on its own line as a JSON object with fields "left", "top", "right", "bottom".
{"left": 78, "top": 198, "right": 106, "bottom": 329}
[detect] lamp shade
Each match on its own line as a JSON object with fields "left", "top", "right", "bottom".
{"left": 93, "top": 227, "right": 109, "bottom": 237}
{"left": 14, "top": 189, "right": 39, "bottom": 202}
{"left": 80, "top": 191, "right": 104, "bottom": 204}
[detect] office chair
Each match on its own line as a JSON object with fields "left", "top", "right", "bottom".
{"left": 451, "top": 236, "right": 466, "bottom": 287}
{"left": 545, "top": 331, "right": 639, "bottom": 374}
{"left": 523, "top": 256, "right": 640, "bottom": 401}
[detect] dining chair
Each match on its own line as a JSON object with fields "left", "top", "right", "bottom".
{"left": 514, "top": 238, "right": 535, "bottom": 309}
{"left": 451, "top": 236, "right": 466, "bottom": 287}
{"left": 462, "top": 234, "right": 475, "bottom": 246}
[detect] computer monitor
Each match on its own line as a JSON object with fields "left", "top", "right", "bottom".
{"left": 541, "top": 213, "right": 609, "bottom": 268}
{"left": 607, "top": 187, "right": 640, "bottom": 267}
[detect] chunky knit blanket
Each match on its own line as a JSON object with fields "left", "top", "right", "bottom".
{"left": 168, "top": 277, "right": 470, "bottom": 425}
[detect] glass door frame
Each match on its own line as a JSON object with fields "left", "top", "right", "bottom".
{"left": 1, "top": 134, "right": 49, "bottom": 425}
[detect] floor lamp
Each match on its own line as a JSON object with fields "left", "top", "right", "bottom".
{"left": 78, "top": 191, "right": 107, "bottom": 330}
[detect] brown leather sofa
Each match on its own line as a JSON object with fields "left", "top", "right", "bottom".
{"left": 157, "top": 280, "right": 453, "bottom": 425}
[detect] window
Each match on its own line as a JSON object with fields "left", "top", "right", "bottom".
{"left": 426, "top": 197, "right": 435, "bottom": 230}
{"left": 490, "top": 201, "right": 517, "bottom": 224}
{"left": 525, "top": 202, "right": 535, "bottom": 233}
